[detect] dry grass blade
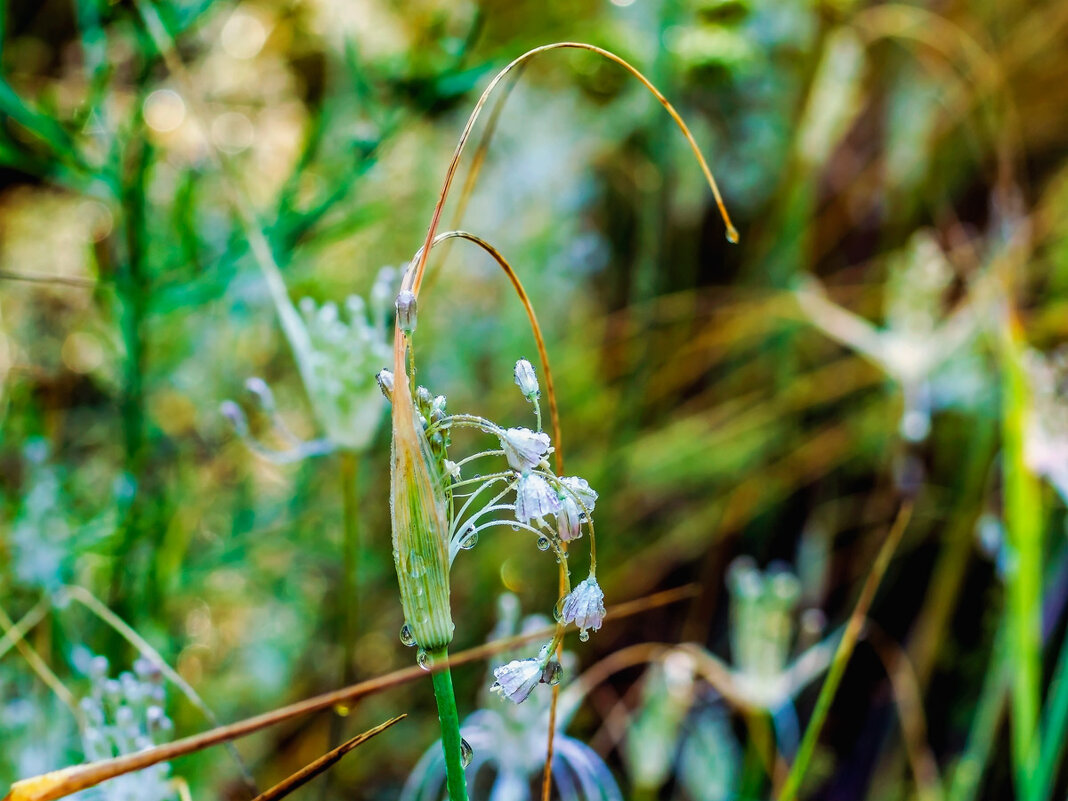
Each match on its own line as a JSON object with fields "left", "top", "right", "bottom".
{"left": 249, "top": 716, "right": 405, "bottom": 801}
{"left": 2, "top": 584, "right": 696, "bottom": 801}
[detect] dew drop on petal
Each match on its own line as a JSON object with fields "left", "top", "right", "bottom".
{"left": 399, "top": 623, "right": 415, "bottom": 647}
{"left": 579, "top": 629, "right": 590, "bottom": 643}
{"left": 460, "top": 737, "right": 473, "bottom": 768}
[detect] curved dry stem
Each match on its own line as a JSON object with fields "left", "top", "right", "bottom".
{"left": 409, "top": 41, "right": 737, "bottom": 302}
{"left": 409, "top": 230, "right": 563, "bottom": 474}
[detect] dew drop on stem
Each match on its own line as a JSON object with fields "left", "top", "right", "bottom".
{"left": 417, "top": 649, "right": 430, "bottom": 670}
{"left": 460, "top": 737, "right": 473, "bottom": 768}
{"left": 399, "top": 623, "right": 416, "bottom": 647}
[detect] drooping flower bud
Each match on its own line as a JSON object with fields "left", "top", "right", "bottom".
{"left": 556, "top": 476, "right": 597, "bottom": 541}
{"left": 491, "top": 658, "right": 544, "bottom": 704}
{"left": 515, "top": 473, "right": 562, "bottom": 525}
{"left": 513, "top": 359, "right": 539, "bottom": 401}
{"left": 499, "top": 427, "right": 550, "bottom": 472}
{"left": 395, "top": 290, "right": 418, "bottom": 333}
{"left": 560, "top": 576, "right": 605, "bottom": 638}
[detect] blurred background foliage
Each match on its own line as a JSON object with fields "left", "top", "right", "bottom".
{"left": 1, "top": 0, "right": 1067, "bottom": 799}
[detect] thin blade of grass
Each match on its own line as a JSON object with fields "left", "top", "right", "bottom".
{"left": 776, "top": 502, "right": 913, "bottom": 801}
{"left": 249, "top": 716, "right": 405, "bottom": 801}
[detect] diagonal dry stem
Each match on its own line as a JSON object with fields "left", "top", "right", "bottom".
{"left": 248, "top": 716, "right": 405, "bottom": 801}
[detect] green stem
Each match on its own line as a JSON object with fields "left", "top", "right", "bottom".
{"left": 428, "top": 648, "right": 469, "bottom": 801}
{"left": 999, "top": 323, "right": 1042, "bottom": 788}
{"left": 1030, "top": 615, "right": 1068, "bottom": 801}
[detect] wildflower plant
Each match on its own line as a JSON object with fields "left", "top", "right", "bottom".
{"left": 221, "top": 266, "right": 395, "bottom": 461}
{"left": 382, "top": 38, "right": 737, "bottom": 801}
{"left": 77, "top": 654, "right": 176, "bottom": 801}
{"left": 795, "top": 229, "right": 986, "bottom": 443}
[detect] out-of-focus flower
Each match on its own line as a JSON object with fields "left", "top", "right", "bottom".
{"left": 1023, "top": 348, "right": 1068, "bottom": 501}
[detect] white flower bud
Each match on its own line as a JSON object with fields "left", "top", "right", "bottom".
{"left": 395, "top": 289, "right": 417, "bottom": 333}
{"left": 491, "top": 658, "right": 543, "bottom": 704}
{"left": 499, "top": 427, "right": 550, "bottom": 472}
{"left": 515, "top": 473, "right": 562, "bottom": 524}
{"left": 560, "top": 576, "right": 605, "bottom": 637}
{"left": 513, "top": 359, "right": 539, "bottom": 400}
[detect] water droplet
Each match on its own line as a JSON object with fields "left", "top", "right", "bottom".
{"left": 333, "top": 703, "right": 351, "bottom": 717}
{"left": 579, "top": 629, "right": 590, "bottom": 643}
{"left": 460, "top": 737, "right": 473, "bottom": 768}
{"left": 399, "top": 623, "right": 416, "bottom": 647}
{"left": 537, "top": 535, "right": 551, "bottom": 551}
{"left": 459, "top": 529, "right": 478, "bottom": 550}
{"left": 417, "top": 649, "right": 431, "bottom": 671}
{"left": 553, "top": 599, "right": 564, "bottom": 622}
{"left": 725, "top": 225, "right": 740, "bottom": 244}
{"left": 542, "top": 661, "right": 562, "bottom": 686}
{"left": 408, "top": 554, "right": 426, "bottom": 579}
{"left": 511, "top": 524, "right": 519, "bottom": 531}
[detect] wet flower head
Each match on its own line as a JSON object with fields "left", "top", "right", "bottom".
{"left": 385, "top": 338, "right": 601, "bottom": 692}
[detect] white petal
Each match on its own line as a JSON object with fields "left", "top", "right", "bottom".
{"left": 500, "top": 427, "right": 550, "bottom": 472}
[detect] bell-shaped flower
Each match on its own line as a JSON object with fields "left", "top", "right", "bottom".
{"left": 515, "top": 473, "right": 561, "bottom": 525}
{"left": 560, "top": 576, "right": 606, "bottom": 637}
{"left": 556, "top": 476, "right": 597, "bottom": 542}
{"left": 499, "top": 427, "right": 550, "bottom": 473}
{"left": 491, "top": 658, "right": 544, "bottom": 704}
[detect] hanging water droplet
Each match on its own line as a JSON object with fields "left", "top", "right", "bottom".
{"left": 333, "top": 703, "right": 351, "bottom": 717}
{"left": 460, "top": 737, "right": 473, "bottom": 768}
{"left": 417, "top": 649, "right": 431, "bottom": 671}
{"left": 553, "top": 599, "right": 564, "bottom": 622}
{"left": 542, "top": 660, "right": 562, "bottom": 686}
{"left": 579, "top": 629, "right": 590, "bottom": 643}
{"left": 459, "top": 528, "right": 478, "bottom": 550}
{"left": 511, "top": 524, "right": 519, "bottom": 531}
{"left": 399, "top": 623, "right": 416, "bottom": 647}
{"left": 537, "top": 535, "right": 551, "bottom": 551}
{"left": 725, "top": 225, "right": 740, "bottom": 244}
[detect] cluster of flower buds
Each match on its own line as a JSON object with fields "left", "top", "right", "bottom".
{"left": 386, "top": 346, "right": 604, "bottom": 702}
{"left": 223, "top": 266, "right": 395, "bottom": 459}
{"left": 79, "top": 655, "right": 175, "bottom": 801}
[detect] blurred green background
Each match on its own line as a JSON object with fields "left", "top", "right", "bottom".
{"left": 2, "top": 0, "right": 1068, "bottom": 799}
